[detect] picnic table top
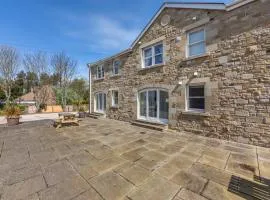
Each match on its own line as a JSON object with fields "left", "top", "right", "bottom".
{"left": 58, "top": 113, "right": 76, "bottom": 117}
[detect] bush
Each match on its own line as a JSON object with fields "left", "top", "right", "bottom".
{"left": 17, "top": 104, "right": 26, "bottom": 113}
{"left": 3, "top": 104, "right": 21, "bottom": 118}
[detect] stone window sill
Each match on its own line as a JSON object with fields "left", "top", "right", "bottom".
{"left": 178, "top": 110, "right": 210, "bottom": 117}
{"left": 138, "top": 63, "right": 164, "bottom": 71}
{"left": 94, "top": 78, "right": 104, "bottom": 82}
{"left": 110, "top": 74, "right": 121, "bottom": 78}
{"left": 110, "top": 105, "right": 119, "bottom": 109}
{"left": 183, "top": 53, "right": 209, "bottom": 61}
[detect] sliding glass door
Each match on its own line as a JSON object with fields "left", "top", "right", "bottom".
{"left": 95, "top": 93, "right": 106, "bottom": 113}
{"left": 138, "top": 89, "right": 168, "bottom": 123}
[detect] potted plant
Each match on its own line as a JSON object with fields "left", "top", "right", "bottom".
{"left": 78, "top": 106, "right": 86, "bottom": 118}
{"left": 4, "top": 104, "right": 21, "bottom": 126}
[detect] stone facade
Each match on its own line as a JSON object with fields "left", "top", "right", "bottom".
{"left": 89, "top": 0, "right": 270, "bottom": 147}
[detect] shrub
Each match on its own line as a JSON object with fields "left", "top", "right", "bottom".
{"left": 3, "top": 104, "right": 21, "bottom": 118}
{"left": 17, "top": 104, "right": 26, "bottom": 113}
{"left": 79, "top": 106, "right": 85, "bottom": 112}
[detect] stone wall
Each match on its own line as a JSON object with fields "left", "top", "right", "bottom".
{"left": 90, "top": 0, "right": 270, "bottom": 147}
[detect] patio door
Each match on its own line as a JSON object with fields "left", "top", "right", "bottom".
{"left": 95, "top": 93, "right": 106, "bottom": 113}
{"left": 138, "top": 89, "right": 168, "bottom": 123}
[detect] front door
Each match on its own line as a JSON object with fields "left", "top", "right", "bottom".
{"left": 95, "top": 93, "right": 106, "bottom": 113}
{"left": 139, "top": 89, "right": 168, "bottom": 123}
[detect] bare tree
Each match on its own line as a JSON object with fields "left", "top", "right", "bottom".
{"left": 23, "top": 51, "right": 49, "bottom": 109}
{"left": 51, "top": 51, "right": 77, "bottom": 108}
{"left": 23, "top": 51, "right": 48, "bottom": 82}
{"left": 0, "top": 46, "right": 19, "bottom": 103}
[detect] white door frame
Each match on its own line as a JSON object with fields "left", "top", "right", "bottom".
{"left": 138, "top": 89, "right": 168, "bottom": 124}
{"left": 95, "top": 92, "right": 106, "bottom": 113}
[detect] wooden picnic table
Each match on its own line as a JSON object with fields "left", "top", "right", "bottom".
{"left": 55, "top": 113, "right": 79, "bottom": 129}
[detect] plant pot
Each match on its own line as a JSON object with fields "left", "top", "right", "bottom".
{"left": 7, "top": 117, "right": 20, "bottom": 126}
{"left": 78, "top": 112, "right": 86, "bottom": 118}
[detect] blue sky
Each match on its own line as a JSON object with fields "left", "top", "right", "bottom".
{"left": 0, "top": 0, "right": 232, "bottom": 78}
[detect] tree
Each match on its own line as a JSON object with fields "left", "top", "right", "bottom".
{"left": 69, "top": 78, "right": 89, "bottom": 103}
{"left": 23, "top": 51, "right": 48, "bottom": 83}
{"left": 0, "top": 46, "right": 19, "bottom": 103}
{"left": 51, "top": 52, "right": 77, "bottom": 108}
{"left": 11, "top": 70, "right": 26, "bottom": 99}
{"left": 25, "top": 72, "right": 38, "bottom": 93}
{"left": 40, "top": 72, "right": 51, "bottom": 86}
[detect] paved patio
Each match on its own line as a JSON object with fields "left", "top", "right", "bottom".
{"left": 0, "top": 118, "right": 269, "bottom": 200}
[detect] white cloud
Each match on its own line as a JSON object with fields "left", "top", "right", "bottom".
{"left": 64, "top": 13, "right": 140, "bottom": 53}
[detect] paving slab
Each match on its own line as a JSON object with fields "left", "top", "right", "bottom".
{"left": 89, "top": 172, "right": 134, "bottom": 200}
{"left": 190, "top": 163, "right": 232, "bottom": 187}
{"left": 39, "top": 175, "right": 90, "bottom": 200}
{"left": 7, "top": 164, "right": 43, "bottom": 185}
{"left": 174, "top": 188, "right": 208, "bottom": 200}
{"left": 119, "top": 164, "right": 151, "bottom": 186}
{"left": 155, "top": 154, "right": 195, "bottom": 179}
{"left": 171, "top": 170, "right": 208, "bottom": 193}
{"left": 198, "top": 154, "right": 227, "bottom": 170}
{"left": 91, "top": 156, "right": 126, "bottom": 173}
{"left": 127, "top": 176, "right": 179, "bottom": 200}
{"left": 73, "top": 187, "right": 103, "bottom": 200}
{"left": 43, "top": 160, "right": 78, "bottom": 186}
{"left": 2, "top": 175, "right": 46, "bottom": 200}
{"left": 226, "top": 153, "right": 259, "bottom": 179}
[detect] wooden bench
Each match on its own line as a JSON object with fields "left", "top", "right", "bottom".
{"left": 55, "top": 113, "right": 79, "bottom": 129}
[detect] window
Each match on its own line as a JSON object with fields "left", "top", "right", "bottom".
{"left": 143, "top": 43, "right": 163, "bottom": 68}
{"left": 113, "top": 60, "right": 120, "bottom": 75}
{"left": 112, "top": 90, "right": 119, "bottom": 106}
{"left": 187, "top": 29, "right": 206, "bottom": 57}
{"left": 96, "top": 65, "right": 104, "bottom": 79}
{"left": 187, "top": 85, "right": 205, "bottom": 111}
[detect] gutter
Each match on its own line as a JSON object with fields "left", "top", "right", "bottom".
{"left": 87, "top": 48, "right": 132, "bottom": 67}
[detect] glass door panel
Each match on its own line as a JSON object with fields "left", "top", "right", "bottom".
{"left": 159, "top": 91, "right": 169, "bottom": 120}
{"left": 148, "top": 90, "right": 157, "bottom": 118}
{"left": 139, "top": 91, "right": 147, "bottom": 117}
{"left": 96, "top": 93, "right": 106, "bottom": 113}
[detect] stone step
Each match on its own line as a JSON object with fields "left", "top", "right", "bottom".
{"left": 88, "top": 112, "right": 105, "bottom": 119}
{"left": 130, "top": 120, "right": 168, "bottom": 131}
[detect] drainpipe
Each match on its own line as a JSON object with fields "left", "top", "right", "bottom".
{"left": 88, "top": 64, "right": 92, "bottom": 114}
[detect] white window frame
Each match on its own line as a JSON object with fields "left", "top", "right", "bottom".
{"left": 111, "top": 90, "right": 119, "bottom": 107}
{"left": 186, "top": 84, "right": 205, "bottom": 112}
{"left": 112, "top": 60, "right": 120, "bottom": 75}
{"left": 142, "top": 42, "right": 164, "bottom": 68}
{"left": 96, "top": 65, "right": 104, "bottom": 79}
{"left": 186, "top": 28, "right": 206, "bottom": 58}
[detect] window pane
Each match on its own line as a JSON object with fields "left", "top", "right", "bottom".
{"left": 144, "top": 58, "right": 152, "bottom": 67}
{"left": 189, "top": 86, "right": 204, "bottom": 97}
{"left": 189, "top": 98, "right": 205, "bottom": 110}
{"left": 148, "top": 90, "right": 157, "bottom": 118}
{"left": 144, "top": 48, "right": 152, "bottom": 58}
{"left": 154, "top": 44, "right": 163, "bottom": 55}
{"left": 140, "top": 92, "right": 147, "bottom": 117}
{"left": 114, "top": 65, "right": 119, "bottom": 74}
{"left": 113, "top": 91, "right": 118, "bottom": 105}
{"left": 189, "top": 42, "right": 205, "bottom": 57}
{"left": 101, "top": 66, "right": 104, "bottom": 77}
{"left": 160, "top": 91, "right": 169, "bottom": 119}
{"left": 113, "top": 61, "right": 120, "bottom": 74}
{"left": 189, "top": 30, "right": 204, "bottom": 44}
{"left": 155, "top": 54, "right": 163, "bottom": 65}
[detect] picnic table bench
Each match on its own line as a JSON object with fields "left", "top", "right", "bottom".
{"left": 55, "top": 113, "right": 79, "bottom": 129}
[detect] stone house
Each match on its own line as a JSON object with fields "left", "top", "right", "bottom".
{"left": 88, "top": 0, "right": 270, "bottom": 147}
